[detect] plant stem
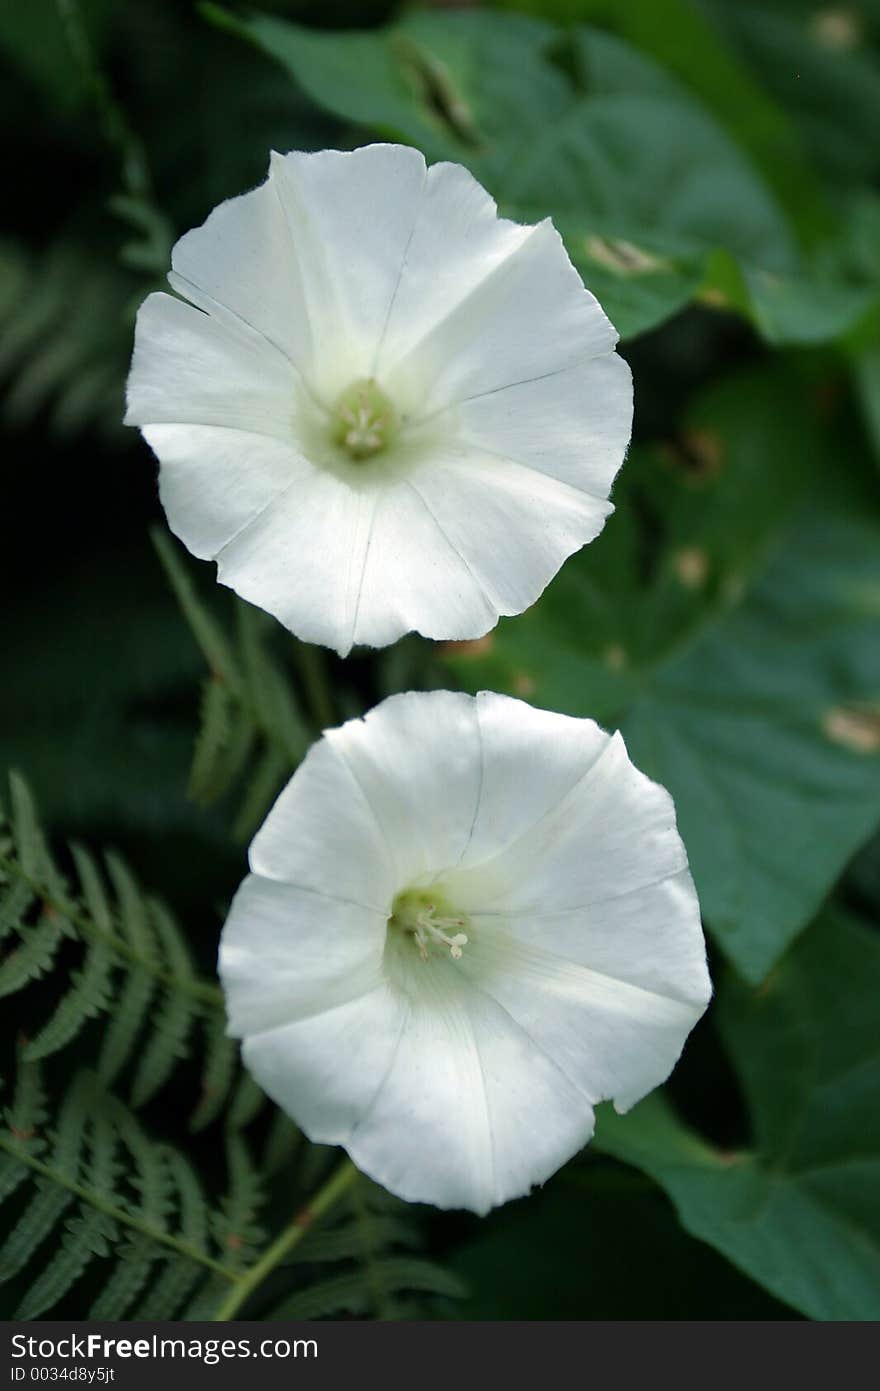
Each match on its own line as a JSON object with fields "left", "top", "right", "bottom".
{"left": 211, "top": 1157, "right": 359, "bottom": 1320}
{"left": 296, "top": 643, "right": 336, "bottom": 731}
{"left": 0, "top": 1135, "right": 236, "bottom": 1280}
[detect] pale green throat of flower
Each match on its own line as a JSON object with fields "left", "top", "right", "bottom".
{"left": 331, "top": 378, "right": 398, "bottom": 460}
{"left": 389, "top": 888, "right": 469, "bottom": 962}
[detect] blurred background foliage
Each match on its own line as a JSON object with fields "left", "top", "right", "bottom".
{"left": 1, "top": 0, "right": 879, "bottom": 1320}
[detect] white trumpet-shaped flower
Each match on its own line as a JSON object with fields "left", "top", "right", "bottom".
{"left": 219, "top": 691, "right": 710, "bottom": 1214}
{"left": 125, "top": 144, "right": 632, "bottom": 655}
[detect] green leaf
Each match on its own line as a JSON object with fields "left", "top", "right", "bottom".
{"left": 448, "top": 367, "right": 880, "bottom": 980}
{"left": 509, "top": 26, "right": 794, "bottom": 270}
{"left": 201, "top": 5, "right": 561, "bottom": 166}
{"left": 595, "top": 911, "right": 880, "bottom": 1320}
{"left": 555, "top": 0, "right": 831, "bottom": 241}
{"left": 449, "top": 1169, "right": 790, "bottom": 1318}
{"left": 207, "top": 6, "right": 880, "bottom": 346}
{"left": 714, "top": 3, "right": 880, "bottom": 187}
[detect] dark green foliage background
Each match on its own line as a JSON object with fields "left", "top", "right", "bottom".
{"left": 1, "top": 0, "right": 879, "bottom": 1320}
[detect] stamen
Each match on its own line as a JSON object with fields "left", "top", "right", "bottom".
{"left": 413, "top": 906, "right": 469, "bottom": 961}
{"left": 332, "top": 379, "right": 397, "bottom": 460}
{"left": 388, "top": 890, "right": 470, "bottom": 963}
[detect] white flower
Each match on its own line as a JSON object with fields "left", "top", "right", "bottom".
{"left": 125, "top": 144, "right": 632, "bottom": 656}
{"left": 219, "top": 691, "right": 710, "bottom": 1214}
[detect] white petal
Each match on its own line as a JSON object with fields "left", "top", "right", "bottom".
{"left": 345, "top": 438, "right": 613, "bottom": 645}
{"left": 373, "top": 160, "right": 535, "bottom": 375}
{"left": 168, "top": 174, "right": 314, "bottom": 374}
{"left": 145, "top": 424, "right": 309, "bottom": 561}
{"left": 249, "top": 735, "right": 396, "bottom": 911}
{"left": 124, "top": 292, "right": 295, "bottom": 440}
{"left": 399, "top": 448, "right": 612, "bottom": 621}
{"left": 457, "top": 352, "right": 633, "bottom": 496}
{"left": 268, "top": 145, "right": 428, "bottom": 397}
{"left": 243, "top": 951, "right": 592, "bottom": 1215}
{"left": 346, "top": 956, "right": 593, "bottom": 1213}
{"left": 488, "top": 868, "right": 709, "bottom": 1023}
{"left": 212, "top": 467, "right": 383, "bottom": 656}
{"left": 451, "top": 731, "right": 690, "bottom": 914}
{"left": 242, "top": 982, "right": 408, "bottom": 1147}
{"left": 385, "top": 217, "right": 619, "bottom": 416}
{"left": 452, "top": 692, "right": 615, "bottom": 871}
{"left": 325, "top": 692, "right": 482, "bottom": 887}
{"left": 460, "top": 929, "right": 704, "bottom": 1118}
{"left": 342, "top": 478, "right": 499, "bottom": 650}
{"left": 219, "top": 874, "right": 386, "bottom": 1036}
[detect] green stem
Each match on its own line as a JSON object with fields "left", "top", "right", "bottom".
{"left": 212, "top": 1157, "right": 358, "bottom": 1320}
{"left": 296, "top": 644, "right": 336, "bottom": 732}
{"left": 0, "top": 1135, "right": 236, "bottom": 1280}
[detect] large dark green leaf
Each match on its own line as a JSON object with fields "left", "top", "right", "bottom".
{"left": 713, "top": 1, "right": 880, "bottom": 187}
{"left": 203, "top": 4, "right": 566, "bottom": 167}
{"left": 448, "top": 368, "right": 880, "bottom": 980}
{"left": 448, "top": 1167, "right": 792, "bottom": 1318}
{"left": 204, "top": 5, "right": 880, "bottom": 343}
{"left": 595, "top": 911, "right": 880, "bottom": 1320}
{"left": 503, "top": 0, "right": 831, "bottom": 241}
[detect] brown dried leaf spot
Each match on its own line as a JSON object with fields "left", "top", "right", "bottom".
{"left": 823, "top": 705, "right": 880, "bottom": 755}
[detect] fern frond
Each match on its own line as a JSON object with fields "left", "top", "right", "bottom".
{"left": 236, "top": 603, "right": 310, "bottom": 760}
{"left": 89, "top": 1232, "right": 155, "bottom": 1319}
{"left": 190, "top": 1015, "right": 238, "bottom": 1132}
{"left": 0, "top": 877, "right": 32, "bottom": 942}
{"left": 0, "top": 1060, "right": 47, "bottom": 1204}
{"left": 232, "top": 746, "right": 290, "bottom": 842}
{"left": 152, "top": 531, "right": 312, "bottom": 834}
{"left": 15, "top": 1086, "right": 119, "bottom": 1318}
{"left": 264, "top": 1175, "right": 461, "bottom": 1321}
{"left": 130, "top": 902, "right": 198, "bottom": 1107}
{"left": 18, "top": 1209, "right": 118, "bottom": 1319}
{"left": 0, "top": 779, "right": 462, "bottom": 1320}
{"left": 189, "top": 676, "right": 235, "bottom": 804}
{"left": 0, "top": 1064, "right": 239, "bottom": 1319}
{"left": 274, "top": 1258, "right": 465, "bottom": 1319}
{"left": 0, "top": 237, "right": 133, "bottom": 439}
{"left": 96, "top": 856, "right": 161, "bottom": 1090}
{"left": 151, "top": 530, "right": 243, "bottom": 693}
{"left": 0, "top": 911, "right": 67, "bottom": 998}
{"left": 212, "top": 1132, "right": 265, "bottom": 1271}
{"left": 0, "top": 775, "right": 223, "bottom": 1110}
{"left": 263, "top": 1110, "right": 303, "bottom": 1177}
{"left": 226, "top": 1072, "right": 266, "bottom": 1132}
{"left": 295, "top": 1213, "right": 417, "bottom": 1265}
{"left": 0, "top": 1072, "right": 90, "bottom": 1283}
{"left": 22, "top": 933, "right": 115, "bottom": 1061}
{"left": 135, "top": 1148, "right": 208, "bottom": 1319}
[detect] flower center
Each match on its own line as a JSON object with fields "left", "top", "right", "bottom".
{"left": 331, "top": 378, "right": 397, "bottom": 460}
{"left": 388, "top": 888, "right": 469, "bottom": 962}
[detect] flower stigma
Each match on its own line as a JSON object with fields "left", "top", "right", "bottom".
{"left": 332, "top": 378, "right": 398, "bottom": 460}
{"left": 388, "top": 888, "right": 469, "bottom": 962}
